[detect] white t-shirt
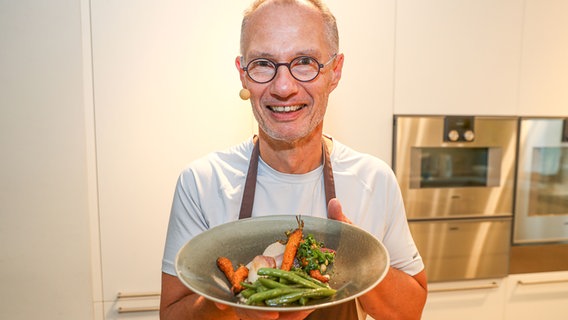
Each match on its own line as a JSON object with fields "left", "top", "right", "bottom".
{"left": 162, "top": 137, "right": 424, "bottom": 277}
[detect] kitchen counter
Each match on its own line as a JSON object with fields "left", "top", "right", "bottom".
{"left": 509, "top": 243, "right": 568, "bottom": 274}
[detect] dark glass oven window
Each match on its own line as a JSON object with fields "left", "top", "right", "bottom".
{"left": 528, "top": 147, "right": 568, "bottom": 216}
{"left": 419, "top": 147, "right": 489, "bottom": 188}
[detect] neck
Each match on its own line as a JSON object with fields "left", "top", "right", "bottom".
{"left": 257, "top": 131, "right": 330, "bottom": 174}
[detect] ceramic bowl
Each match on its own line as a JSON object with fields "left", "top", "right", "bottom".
{"left": 175, "top": 215, "right": 389, "bottom": 311}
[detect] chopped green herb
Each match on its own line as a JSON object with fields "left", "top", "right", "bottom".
{"left": 295, "top": 234, "right": 336, "bottom": 274}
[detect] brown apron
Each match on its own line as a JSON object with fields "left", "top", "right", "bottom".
{"left": 238, "top": 136, "right": 359, "bottom": 320}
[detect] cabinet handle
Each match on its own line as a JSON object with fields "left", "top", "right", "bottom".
{"left": 117, "top": 306, "right": 159, "bottom": 313}
{"left": 517, "top": 279, "right": 568, "bottom": 286}
{"left": 429, "top": 281, "right": 499, "bottom": 293}
{"left": 117, "top": 291, "right": 161, "bottom": 299}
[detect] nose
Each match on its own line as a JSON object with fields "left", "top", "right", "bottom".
{"left": 269, "top": 65, "right": 299, "bottom": 98}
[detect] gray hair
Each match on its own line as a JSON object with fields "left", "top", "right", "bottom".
{"left": 240, "top": 0, "right": 339, "bottom": 56}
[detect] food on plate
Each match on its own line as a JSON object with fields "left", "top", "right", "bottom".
{"left": 296, "top": 234, "right": 336, "bottom": 283}
{"left": 216, "top": 257, "right": 249, "bottom": 294}
{"left": 280, "top": 216, "right": 304, "bottom": 271}
{"left": 246, "top": 255, "right": 277, "bottom": 283}
{"left": 240, "top": 268, "right": 336, "bottom": 306}
{"left": 216, "top": 216, "right": 337, "bottom": 306}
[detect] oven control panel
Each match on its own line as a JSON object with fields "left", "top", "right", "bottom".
{"left": 444, "top": 116, "right": 475, "bottom": 142}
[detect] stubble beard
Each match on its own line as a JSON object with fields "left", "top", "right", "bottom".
{"left": 252, "top": 105, "right": 326, "bottom": 143}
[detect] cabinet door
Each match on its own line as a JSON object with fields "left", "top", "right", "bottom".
{"left": 90, "top": 0, "right": 253, "bottom": 316}
{"left": 1, "top": 1, "right": 93, "bottom": 319}
{"left": 422, "top": 279, "right": 506, "bottom": 320}
{"left": 518, "top": 0, "right": 568, "bottom": 116}
{"left": 505, "top": 272, "right": 568, "bottom": 320}
{"left": 394, "top": 0, "right": 524, "bottom": 115}
{"left": 325, "top": 0, "right": 396, "bottom": 162}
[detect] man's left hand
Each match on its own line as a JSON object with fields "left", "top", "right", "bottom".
{"left": 327, "top": 198, "right": 352, "bottom": 224}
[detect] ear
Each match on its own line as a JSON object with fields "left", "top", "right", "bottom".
{"left": 328, "top": 53, "right": 344, "bottom": 93}
{"left": 235, "top": 56, "right": 247, "bottom": 87}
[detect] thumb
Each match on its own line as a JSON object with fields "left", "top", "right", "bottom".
{"left": 327, "top": 198, "right": 352, "bottom": 224}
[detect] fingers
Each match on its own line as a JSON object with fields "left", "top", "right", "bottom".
{"left": 215, "top": 302, "right": 278, "bottom": 320}
{"left": 278, "top": 309, "right": 316, "bottom": 320}
{"left": 214, "top": 302, "right": 230, "bottom": 310}
{"left": 232, "top": 307, "right": 314, "bottom": 320}
{"left": 235, "top": 308, "right": 279, "bottom": 320}
{"left": 327, "top": 198, "right": 352, "bottom": 224}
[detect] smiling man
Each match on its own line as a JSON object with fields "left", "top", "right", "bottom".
{"left": 160, "top": 1, "right": 427, "bottom": 319}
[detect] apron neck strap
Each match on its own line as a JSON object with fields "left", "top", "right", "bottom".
{"left": 238, "top": 136, "right": 336, "bottom": 220}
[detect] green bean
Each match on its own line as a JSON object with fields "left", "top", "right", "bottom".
{"left": 240, "top": 282, "right": 258, "bottom": 290}
{"left": 264, "top": 287, "right": 336, "bottom": 306}
{"left": 292, "top": 270, "right": 329, "bottom": 288}
{"left": 247, "top": 287, "right": 307, "bottom": 304}
{"left": 298, "top": 296, "right": 310, "bottom": 306}
{"left": 256, "top": 284, "right": 269, "bottom": 292}
{"left": 258, "top": 277, "right": 288, "bottom": 289}
{"left": 239, "top": 288, "right": 256, "bottom": 299}
{"left": 257, "top": 268, "right": 322, "bottom": 289}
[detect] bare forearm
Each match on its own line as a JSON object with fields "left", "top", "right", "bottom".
{"left": 359, "top": 268, "right": 427, "bottom": 320}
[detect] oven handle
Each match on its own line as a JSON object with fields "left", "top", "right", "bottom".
{"left": 429, "top": 281, "right": 499, "bottom": 293}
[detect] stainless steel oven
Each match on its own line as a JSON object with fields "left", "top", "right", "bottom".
{"left": 510, "top": 117, "right": 568, "bottom": 274}
{"left": 513, "top": 117, "right": 568, "bottom": 244}
{"left": 393, "top": 115, "right": 518, "bottom": 282}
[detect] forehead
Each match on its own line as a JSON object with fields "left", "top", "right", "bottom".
{"left": 243, "top": 2, "right": 328, "bottom": 59}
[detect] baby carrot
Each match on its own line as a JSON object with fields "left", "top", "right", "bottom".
{"left": 216, "top": 256, "right": 249, "bottom": 294}
{"left": 280, "top": 217, "right": 304, "bottom": 271}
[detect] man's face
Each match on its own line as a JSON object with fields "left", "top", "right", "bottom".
{"left": 237, "top": 3, "right": 343, "bottom": 143}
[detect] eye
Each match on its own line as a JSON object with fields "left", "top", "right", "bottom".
{"left": 249, "top": 59, "right": 274, "bottom": 69}
{"left": 295, "top": 56, "right": 317, "bottom": 66}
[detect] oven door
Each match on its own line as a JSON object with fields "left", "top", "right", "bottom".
{"left": 393, "top": 116, "right": 518, "bottom": 220}
{"left": 514, "top": 118, "right": 568, "bottom": 244}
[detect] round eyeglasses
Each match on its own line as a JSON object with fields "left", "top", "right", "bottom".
{"left": 242, "top": 54, "right": 337, "bottom": 84}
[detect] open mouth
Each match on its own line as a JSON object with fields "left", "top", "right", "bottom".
{"left": 267, "top": 104, "right": 306, "bottom": 113}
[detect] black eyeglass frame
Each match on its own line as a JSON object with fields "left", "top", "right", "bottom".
{"left": 241, "top": 54, "right": 338, "bottom": 84}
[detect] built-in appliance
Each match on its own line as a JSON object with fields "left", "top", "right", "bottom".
{"left": 393, "top": 115, "right": 518, "bottom": 282}
{"left": 510, "top": 117, "right": 568, "bottom": 274}
{"left": 513, "top": 117, "right": 568, "bottom": 244}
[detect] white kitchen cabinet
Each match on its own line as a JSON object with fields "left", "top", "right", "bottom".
{"left": 517, "top": 0, "right": 568, "bottom": 116}
{"left": 421, "top": 279, "right": 507, "bottom": 320}
{"left": 0, "top": 1, "right": 94, "bottom": 319}
{"left": 504, "top": 271, "right": 568, "bottom": 320}
{"left": 325, "top": 0, "right": 396, "bottom": 163}
{"left": 394, "top": 0, "right": 524, "bottom": 116}
{"left": 89, "top": 1, "right": 253, "bottom": 319}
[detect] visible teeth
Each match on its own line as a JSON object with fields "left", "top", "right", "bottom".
{"left": 270, "top": 105, "right": 303, "bottom": 112}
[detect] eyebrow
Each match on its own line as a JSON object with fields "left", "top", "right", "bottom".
{"left": 246, "top": 49, "right": 322, "bottom": 61}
